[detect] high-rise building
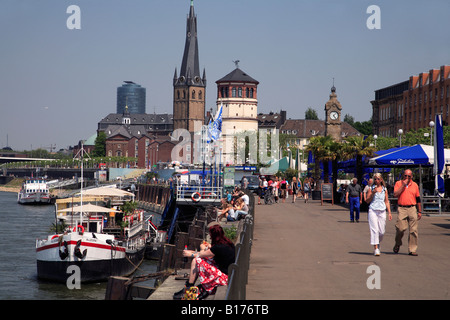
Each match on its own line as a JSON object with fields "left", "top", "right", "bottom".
{"left": 117, "top": 81, "right": 146, "bottom": 114}
{"left": 173, "top": 1, "right": 206, "bottom": 134}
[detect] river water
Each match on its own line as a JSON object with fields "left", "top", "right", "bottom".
{"left": 0, "top": 191, "right": 158, "bottom": 300}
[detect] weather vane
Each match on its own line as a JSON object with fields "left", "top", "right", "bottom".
{"left": 233, "top": 60, "right": 240, "bottom": 68}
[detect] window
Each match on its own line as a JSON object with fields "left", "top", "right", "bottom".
{"left": 199, "top": 90, "right": 202, "bottom": 99}
{"left": 250, "top": 88, "right": 254, "bottom": 98}
{"left": 221, "top": 86, "right": 229, "bottom": 98}
{"left": 238, "top": 87, "right": 242, "bottom": 97}
{"left": 232, "top": 87, "right": 237, "bottom": 97}
{"left": 246, "top": 88, "right": 249, "bottom": 98}
{"left": 192, "top": 90, "right": 196, "bottom": 99}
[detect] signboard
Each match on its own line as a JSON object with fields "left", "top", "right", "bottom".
{"left": 224, "top": 167, "right": 235, "bottom": 187}
{"left": 321, "top": 183, "right": 333, "bottom": 205}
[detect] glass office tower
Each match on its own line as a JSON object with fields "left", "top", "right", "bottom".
{"left": 117, "top": 81, "right": 146, "bottom": 114}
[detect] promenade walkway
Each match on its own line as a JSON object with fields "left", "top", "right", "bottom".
{"left": 246, "top": 197, "right": 450, "bottom": 300}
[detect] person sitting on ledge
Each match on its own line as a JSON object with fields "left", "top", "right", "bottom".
{"left": 217, "top": 198, "right": 233, "bottom": 221}
{"left": 233, "top": 197, "right": 249, "bottom": 220}
{"left": 173, "top": 223, "right": 236, "bottom": 300}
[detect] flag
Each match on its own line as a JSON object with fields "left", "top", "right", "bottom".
{"left": 207, "top": 104, "right": 223, "bottom": 143}
{"left": 434, "top": 114, "right": 445, "bottom": 197}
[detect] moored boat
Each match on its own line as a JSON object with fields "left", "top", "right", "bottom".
{"left": 17, "top": 178, "right": 52, "bottom": 205}
{"left": 36, "top": 199, "right": 151, "bottom": 283}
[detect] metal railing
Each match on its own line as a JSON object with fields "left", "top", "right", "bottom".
{"left": 175, "top": 184, "right": 223, "bottom": 203}
{"left": 225, "top": 190, "right": 255, "bottom": 300}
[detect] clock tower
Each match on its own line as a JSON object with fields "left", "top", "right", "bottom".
{"left": 324, "top": 84, "right": 342, "bottom": 141}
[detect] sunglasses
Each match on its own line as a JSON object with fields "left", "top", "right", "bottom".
{"left": 404, "top": 175, "right": 412, "bottom": 178}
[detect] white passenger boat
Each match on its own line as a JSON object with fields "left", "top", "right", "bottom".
{"left": 17, "top": 178, "right": 52, "bottom": 205}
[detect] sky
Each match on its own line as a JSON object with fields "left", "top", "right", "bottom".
{"left": 1, "top": 0, "right": 449, "bottom": 151}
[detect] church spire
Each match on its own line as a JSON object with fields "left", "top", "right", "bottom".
{"left": 177, "top": 0, "right": 204, "bottom": 87}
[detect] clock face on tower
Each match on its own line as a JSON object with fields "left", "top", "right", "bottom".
{"left": 330, "top": 111, "right": 339, "bottom": 120}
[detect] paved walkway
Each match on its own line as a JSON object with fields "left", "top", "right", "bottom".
{"left": 246, "top": 197, "right": 450, "bottom": 300}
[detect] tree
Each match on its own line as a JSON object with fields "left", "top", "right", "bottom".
{"left": 305, "top": 136, "right": 332, "bottom": 181}
{"left": 92, "top": 131, "right": 106, "bottom": 157}
{"left": 344, "top": 114, "right": 355, "bottom": 126}
{"left": 342, "top": 136, "right": 376, "bottom": 183}
{"left": 305, "top": 107, "right": 319, "bottom": 120}
{"left": 353, "top": 120, "right": 373, "bottom": 136}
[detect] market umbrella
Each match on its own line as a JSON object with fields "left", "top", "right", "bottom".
{"left": 57, "top": 203, "right": 120, "bottom": 213}
{"left": 368, "top": 144, "right": 450, "bottom": 166}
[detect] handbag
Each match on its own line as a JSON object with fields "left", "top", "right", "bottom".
{"left": 182, "top": 286, "right": 199, "bottom": 300}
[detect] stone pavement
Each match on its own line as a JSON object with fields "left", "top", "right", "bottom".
{"left": 246, "top": 197, "right": 450, "bottom": 300}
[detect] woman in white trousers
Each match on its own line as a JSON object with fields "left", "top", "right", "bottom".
{"left": 365, "top": 173, "right": 392, "bottom": 256}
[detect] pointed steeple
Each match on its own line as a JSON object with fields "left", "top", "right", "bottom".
{"left": 173, "top": 68, "right": 178, "bottom": 86}
{"left": 177, "top": 0, "right": 204, "bottom": 87}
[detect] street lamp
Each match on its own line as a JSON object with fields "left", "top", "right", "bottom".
{"left": 398, "top": 129, "right": 403, "bottom": 147}
{"left": 373, "top": 135, "right": 378, "bottom": 148}
{"left": 429, "top": 121, "right": 435, "bottom": 146}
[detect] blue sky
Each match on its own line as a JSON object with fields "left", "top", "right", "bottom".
{"left": 1, "top": 0, "right": 449, "bottom": 151}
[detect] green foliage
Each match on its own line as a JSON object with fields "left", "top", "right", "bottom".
{"left": 305, "top": 107, "right": 319, "bottom": 120}
{"left": 224, "top": 225, "right": 237, "bottom": 242}
{"left": 92, "top": 131, "right": 106, "bottom": 157}
{"left": 121, "top": 201, "right": 138, "bottom": 214}
{"left": 50, "top": 220, "right": 68, "bottom": 233}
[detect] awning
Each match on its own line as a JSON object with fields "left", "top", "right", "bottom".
{"left": 57, "top": 203, "right": 120, "bottom": 213}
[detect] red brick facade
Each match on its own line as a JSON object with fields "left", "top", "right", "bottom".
{"left": 105, "top": 134, "right": 175, "bottom": 168}
{"left": 403, "top": 65, "right": 450, "bottom": 131}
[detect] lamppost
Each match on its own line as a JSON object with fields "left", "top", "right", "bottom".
{"left": 429, "top": 121, "right": 435, "bottom": 146}
{"left": 398, "top": 129, "right": 403, "bottom": 147}
{"left": 373, "top": 134, "right": 378, "bottom": 148}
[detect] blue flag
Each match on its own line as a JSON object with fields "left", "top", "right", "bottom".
{"left": 207, "top": 104, "right": 223, "bottom": 143}
{"left": 434, "top": 114, "right": 445, "bottom": 197}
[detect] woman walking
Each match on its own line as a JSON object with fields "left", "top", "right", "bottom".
{"left": 291, "top": 177, "right": 299, "bottom": 203}
{"left": 365, "top": 173, "right": 392, "bottom": 256}
{"left": 303, "top": 177, "right": 311, "bottom": 203}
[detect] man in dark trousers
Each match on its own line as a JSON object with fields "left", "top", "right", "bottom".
{"left": 346, "top": 178, "right": 363, "bottom": 222}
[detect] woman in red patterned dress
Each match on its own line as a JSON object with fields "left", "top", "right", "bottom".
{"left": 173, "top": 224, "right": 236, "bottom": 300}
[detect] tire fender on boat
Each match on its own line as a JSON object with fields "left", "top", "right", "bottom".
{"left": 73, "top": 225, "right": 85, "bottom": 234}
{"left": 191, "top": 192, "right": 201, "bottom": 203}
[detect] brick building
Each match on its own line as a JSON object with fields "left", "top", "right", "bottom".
{"left": 372, "top": 65, "right": 450, "bottom": 137}
{"left": 403, "top": 65, "right": 450, "bottom": 131}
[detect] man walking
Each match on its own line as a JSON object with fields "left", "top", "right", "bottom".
{"left": 393, "top": 169, "right": 422, "bottom": 256}
{"left": 346, "top": 178, "right": 362, "bottom": 222}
